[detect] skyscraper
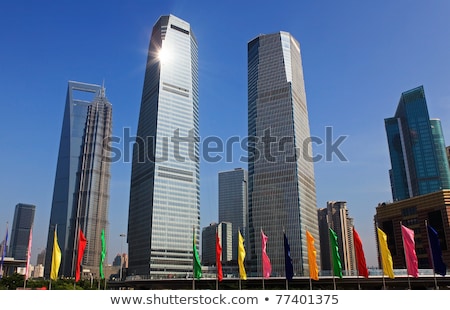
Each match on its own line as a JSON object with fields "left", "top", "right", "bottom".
{"left": 127, "top": 15, "right": 200, "bottom": 277}
{"left": 9, "top": 203, "right": 35, "bottom": 260}
{"left": 44, "top": 81, "right": 112, "bottom": 278}
{"left": 385, "top": 85, "right": 450, "bottom": 201}
{"left": 218, "top": 168, "right": 248, "bottom": 262}
{"left": 201, "top": 222, "right": 232, "bottom": 266}
{"left": 318, "top": 201, "right": 356, "bottom": 275}
{"left": 247, "top": 32, "right": 320, "bottom": 277}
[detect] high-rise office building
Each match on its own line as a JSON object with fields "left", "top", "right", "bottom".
{"left": 127, "top": 15, "right": 200, "bottom": 277}
{"left": 375, "top": 190, "right": 450, "bottom": 269}
{"left": 385, "top": 85, "right": 450, "bottom": 201}
{"left": 247, "top": 32, "right": 320, "bottom": 277}
{"left": 218, "top": 168, "right": 248, "bottom": 262}
{"left": 201, "top": 222, "right": 232, "bottom": 266}
{"left": 9, "top": 203, "right": 35, "bottom": 260}
{"left": 44, "top": 81, "right": 112, "bottom": 278}
{"left": 318, "top": 201, "right": 356, "bottom": 275}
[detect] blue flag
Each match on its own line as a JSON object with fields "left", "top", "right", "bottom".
{"left": 427, "top": 225, "right": 447, "bottom": 276}
{"left": 283, "top": 233, "right": 294, "bottom": 280}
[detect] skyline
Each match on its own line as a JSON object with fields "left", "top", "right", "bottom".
{"left": 2, "top": 1, "right": 450, "bottom": 269}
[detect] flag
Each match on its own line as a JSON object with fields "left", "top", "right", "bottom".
{"left": 193, "top": 229, "right": 202, "bottom": 279}
{"left": 427, "top": 224, "right": 447, "bottom": 276}
{"left": 0, "top": 226, "right": 8, "bottom": 278}
{"left": 50, "top": 226, "right": 61, "bottom": 281}
{"left": 261, "top": 229, "right": 271, "bottom": 278}
{"left": 216, "top": 229, "right": 223, "bottom": 282}
{"left": 306, "top": 230, "right": 319, "bottom": 280}
{"left": 329, "top": 228, "right": 342, "bottom": 278}
{"left": 25, "top": 227, "right": 32, "bottom": 281}
{"left": 238, "top": 230, "right": 247, "bottom": 280}
{"left": 100, "top": 229, "right": 106, "bottom": 279}
{"left": 401, "top": 225, "right": 418, "bottom": 277}
{"left": 75, "top": 228, "right": 87, "bottom": 282}
{"left": 377, "top": 227, "right": 394, "bottom": 279}
{"left": 352, "top": 228, "right": 369, "bottom": 278}
{"left": 283, "top": 233, "right": 294, "bottom": 280}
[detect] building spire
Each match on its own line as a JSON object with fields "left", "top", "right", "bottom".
{"left": 101, "top": 79, "right": 106, "bottom": 98}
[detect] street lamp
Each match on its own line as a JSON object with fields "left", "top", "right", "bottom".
{"left": 119, "top": 234, "right": 126, "bottom": 281}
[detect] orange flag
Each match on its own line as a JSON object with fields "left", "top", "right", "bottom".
{"left": 306, "top": 230, "right": 319, "bottom": 280}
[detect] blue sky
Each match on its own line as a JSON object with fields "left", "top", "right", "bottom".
{"left": 1, "top": 0, "right": 450, "bottom": 268}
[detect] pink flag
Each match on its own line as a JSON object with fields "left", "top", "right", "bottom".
{"left": 25, "top": 227, "right": 32, "bottom": 280}
{"left": 261, "top": 229, "right": 271, "bottom": 278}
{"left": 401, "top": 225, "right": 419, "bottom": 277}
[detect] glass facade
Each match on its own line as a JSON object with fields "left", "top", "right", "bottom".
{"left": 218, "top": 168, "right": 248, "bottom": 262}
{"left": 385, "top": 86, "right": 450, "bottom": 201}
{"left": 127, "top": 15, "right": 200, "bottom": 278}
{"left": 9, "top": 203, "right": 35, "bottom": 260}
{"left": 44, "top": 81, "right": 112, "bottom": 278}
{"left": 247, "top": 32, "right": 320, "bottom": 277}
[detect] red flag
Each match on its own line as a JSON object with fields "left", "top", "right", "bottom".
{"left": 216, "top": 230, "right": 223, "bottom": 281}
{"left": 25, "top": 227, "right": 32, "bottom": 280}
{"left": 75, "top": 229, "right": 87, "bottom": 282}
{"left": 401, "top": 225, "right": 419, "bottom": 277}
{"left": 261, "top": 229, "right": 271, "bottom": 278}
{"left": 352, "top": 228, "right": 369, "bottom": 278}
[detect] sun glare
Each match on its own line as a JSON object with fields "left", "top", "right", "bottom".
{"left": 158, "top": 47, "right": 171, "bottom": 64}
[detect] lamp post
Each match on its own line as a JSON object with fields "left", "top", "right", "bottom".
{"left": 119, "top": 234, "right": 126, "bottom": 281}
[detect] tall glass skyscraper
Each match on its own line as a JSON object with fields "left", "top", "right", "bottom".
{"left": 218, "top": 168, "right": 248, "bottom": 262}
{"left": 44, "top": 81, "right": 112, "bottom": 279}
{"left": 127, "top": 15, "right": 200, "bottom": 278}
{"left": 385, "top": 85, "right": 450, "bottom": 201}
{"left": 247, "top": 32, "right": 320, "bottom": 277}
{"left": 9, "top": 203, "right": 35, "bottom": 261}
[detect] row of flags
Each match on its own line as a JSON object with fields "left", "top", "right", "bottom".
{"left": 0, "top": 221, "right": 446, "bottom": 281}
{"left": 192, "top": 228, "right": 248, "bottom": 281}
{"left": 50, "top": 225, "right": 107, "bottom": 282}
{"left": 193, "top": 223, "right": 447, "bottom": 281}
{"left": 377, "top": 223, "right": 447, "bottom": 279}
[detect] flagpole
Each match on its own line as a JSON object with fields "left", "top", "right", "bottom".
{"left": 238, "top": 226, "right": 241, "bottom": 290}
{"left": 400, "top": 221, "right": 411, "bottom": 289}
{"left": 261, "top": 227, "right": 264, "bottom": 290}
{"left": 216, "top": 226, "right": 218, "bottom": 290}
{"left": 376, "top": 224, "right": 387, "bottom": 290}
{"left": 354, "top": 235, "right": 361, "bottom": 290}
{"left": 192, "top": 226, "right": 195, "bottom": 290}
{"left": 283, "top": 227, "right": 288, "bottom": 290}
{"left": 425, "top": 220, "right": 438, "bottom": 290}
{"left": 0, "top": 222, "right": 9, "bottom": 279}
{"left": 326, "top": 220, "right": 336, "bottom": 290}
{"left": 308, "top": 226, "right": 312, "bottom": 290}
{"left": 23, "top": 226, "right": 32, "bottom": 289}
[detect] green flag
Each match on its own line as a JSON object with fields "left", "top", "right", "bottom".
{"left": 193, "top": 229, "right": 202, "bottom": 279}
{"left": 100, "top": 229, "right": 106, "bottom": 279}
{"left": 329, "top": 228, "right": 343, "bottom": 278}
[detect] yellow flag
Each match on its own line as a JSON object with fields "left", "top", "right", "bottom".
{"left": 306, "top": 230, "right": 319, "bottom": 280}
{"left": 377, "top": 227, "right": 395, "bottom": 279}
{"left": 238, "top": 231, "right": 247, "bottom": 280}
{"left": 50, "top": 227, "right": 62, "bottom": 281}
